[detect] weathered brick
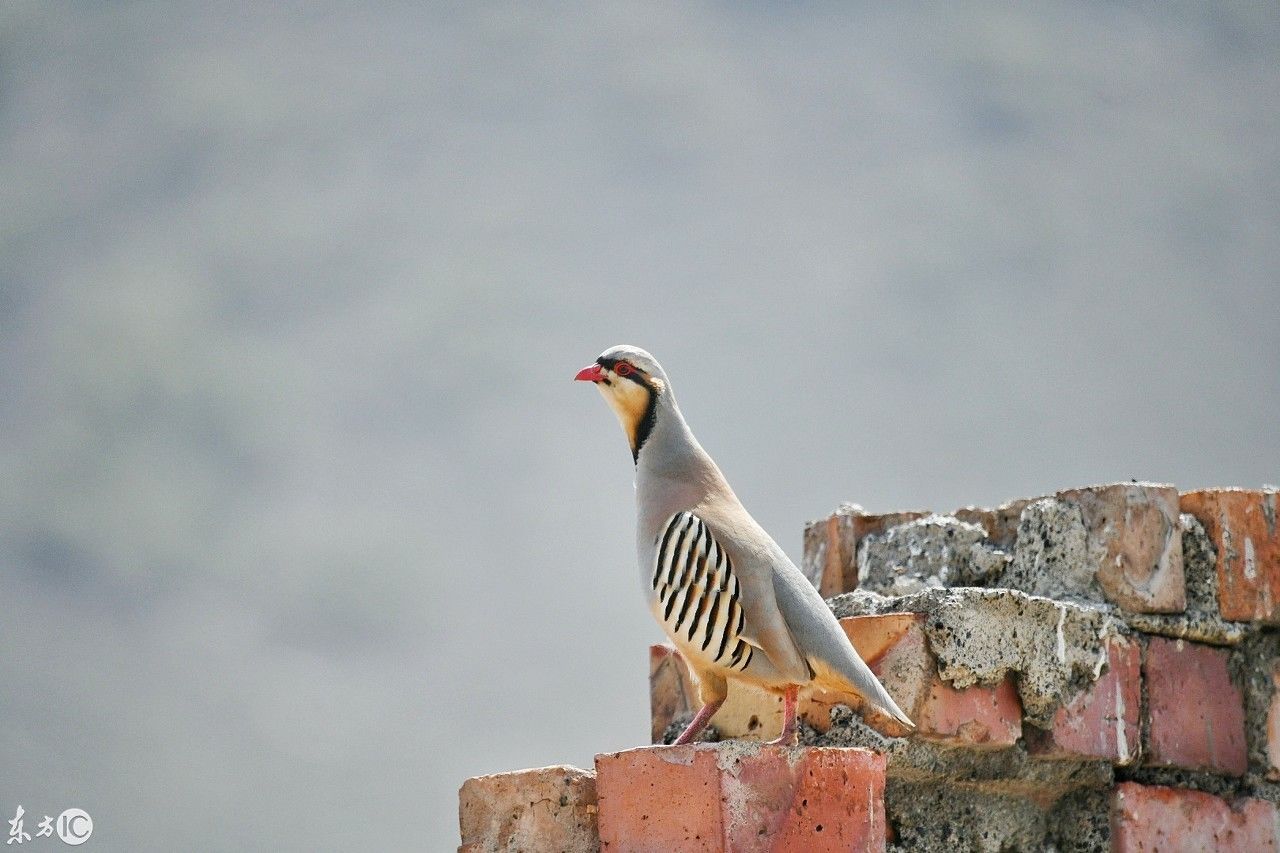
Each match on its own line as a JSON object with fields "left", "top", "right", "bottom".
{"left": 802, "top": 505, "right": 929, "bottom": 597}
{"left": 595, "top": 744, "right": 886, "bottom": 852}
{"left": 1029, "top": 630, "right": 1141, "bottom": 763}
{"left": 459, "top": 765, "right": 598, "bottom": 853}
{"left": 651, "top": 613, "right": 1022, "bottom": 749}
{"left": 1027, "top": 636, "right": 1141, "bottom": 765}
{"left": 1144, "top": 636, "right": 1247, "bottom": 776}
{"left": 1111, "top": 782, "right": 1277, "bottom": 852}
{"left": 1181, "top": 488, "right": 1280, "bottom": 624}
{"left": 1056, "top": 483, "right": 1186, "bottom": 614}
{"left": 954, "top": 497, "right": 1034, "bottom": 551}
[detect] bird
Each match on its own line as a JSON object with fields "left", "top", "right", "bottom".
{"left": 575, "top": 345, "right": 913, "bottom": 746}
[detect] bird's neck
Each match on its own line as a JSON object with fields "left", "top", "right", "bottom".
{"left": 635, "top": 397, "right": 724, "bottom": 489}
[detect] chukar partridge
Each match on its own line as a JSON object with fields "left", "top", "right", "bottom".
{"left": 576, "top": 345, "right": 913, "bottom": 745}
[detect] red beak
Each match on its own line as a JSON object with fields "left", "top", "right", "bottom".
{"left": 574, "top": 364, "right": 605, "bottom": 382}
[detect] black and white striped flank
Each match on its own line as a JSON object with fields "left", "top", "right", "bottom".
{"left": 651, "top": 511, "right": 754, "bottom": 672}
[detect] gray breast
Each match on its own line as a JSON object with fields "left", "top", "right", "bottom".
{"left": 651, "top": 511, "right": 754, "bottom": 672}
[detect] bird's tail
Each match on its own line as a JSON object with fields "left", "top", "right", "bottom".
{"left": 812, "top": 655, "right": 915, "bottom": 729}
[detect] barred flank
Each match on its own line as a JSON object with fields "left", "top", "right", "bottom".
{"left": 652, "top": 512, "right": 751, "bottom": 672}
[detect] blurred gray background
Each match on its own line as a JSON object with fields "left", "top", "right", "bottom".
{"left": 1, "top": 2, "right": 1277, "bottom": 849}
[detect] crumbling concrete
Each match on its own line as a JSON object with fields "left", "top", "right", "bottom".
{"left": 856, "top": 514, "right": 1008, "bottom": 596}
{"left": 829, "top": 586, "right": 1123, "bottom": 726}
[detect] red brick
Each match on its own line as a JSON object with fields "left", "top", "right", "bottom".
{"left": 1111, "top": 782, "right": 1277, "bottom": 852}
{"left": 1028, "top": 636, "right": 1141, "bottom": 765}
{"left": 1056, "top": 483, "right": 1186, "bottom": 613}
{"left": 652, "top": 613, "right": 1022, "bottom": 748}
{"left": 596, "top": 746, "right": 721, "bottom": 851}
{"left": 458, "top": 765, "right": 597, "bottom": 852}
{"left": 913, "top": 675, "right": 1022, "bottom": 747}
{"left": 1181, "top": 489, "right": 1280, "bottom": 623}
{"left": 595, "top": 744, "right": 886, "bottom": 852}
{"left": 953, "top": 498, "right": 1034, "bottom": 550}
{"left": 1144, "top": 636, "right": 1247, "bottom": 776}
{"left": 803, "top": 507, "right": 929, "bottom": 597}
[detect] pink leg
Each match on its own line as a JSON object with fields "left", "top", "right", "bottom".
{"left": 767, "top": 685, "right": 800, "bottom": 746}
{"left": 672, "top": 698, "right": 724, "bottom": 745}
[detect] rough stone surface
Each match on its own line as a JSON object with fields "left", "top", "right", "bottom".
{"left": 1001, "top": 497, "right": 1097, "bottom": 600}
{"left": 1181, "top": 488, "right": 1280, "bottom": 624}
{"left": 802, "top": 504, "right": 929, "bottom": 596}
{"left": 857, "top": 515, "right": 1008, "bottom": 596}
{"left": 1000, "top": 484, "right": 1187, "bottom": 614}
{"left": 883, "top": 782, "right": 1047, "bottom": 853}
{"left": 1126, "top": 514, "right": 1249, "bottom": 645}
{"left": 1144, "top": 636, "right": 1248, "bottom": 776}
{"left": 1027, "top": 636, "right": 1141, "bottom": 766}
{"left": 1110, "top": 781, "right": 1278, "bottom": 852}
{"left": 1047, "top": 788, "right": 1113, "bottom": 853}
{"left": 595, "top": 743, "right": 886, "bottom": 852}
{"left": 1231, "top": 630, "right": 1280, "bottom": 782}
{"left": 458, "top": 765, "right": 598, "bottom": 853}
{"left": 830, "top": 586, "right": 1121, "bottom": 726}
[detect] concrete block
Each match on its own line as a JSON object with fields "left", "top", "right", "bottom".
{"left": 595, "top": 743, "right": 886, "bottom": 852}
{"left": 1143, "top": 636, "right": 1247, "bottom": 776}
{"left": 459, "top": 765, "right": 598, "bottom": 853}
{"left": 1181, "top": 488, "right": 1280, "bottom": 624}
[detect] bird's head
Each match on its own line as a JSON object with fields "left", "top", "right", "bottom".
{"left": 575, "top": 345, "right": 669, "bottom": 462}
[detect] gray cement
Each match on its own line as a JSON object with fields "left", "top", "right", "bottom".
{"left": 829, "top": 586, "right": 1123, "bottom": 725}
{"left": 857, "top": 514, "right": 1009, "bottom": 596}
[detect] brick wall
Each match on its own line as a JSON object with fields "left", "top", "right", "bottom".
{"left": 459, "top": 483, "right": 1280, "bottom": 852}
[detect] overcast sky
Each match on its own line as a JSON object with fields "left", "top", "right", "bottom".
{"left": 1, "top": 2, "right": 1277, "bottom": 849}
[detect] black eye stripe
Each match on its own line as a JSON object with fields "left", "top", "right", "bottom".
{"left": 597, "top": 357, "right": 649, "bottom": 384}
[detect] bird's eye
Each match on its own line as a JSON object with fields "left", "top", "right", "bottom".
{"left": 614, "top": 362, "right": 634, "bottom": 377}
